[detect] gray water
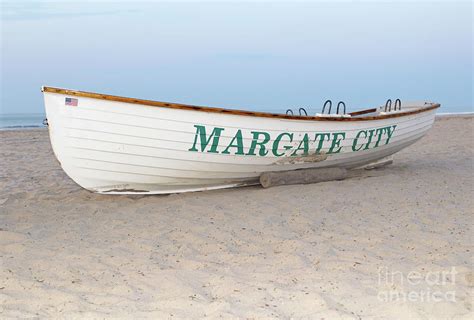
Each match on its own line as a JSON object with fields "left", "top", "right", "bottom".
{"left": 0, "top": 114, "right": 46, "bottom": 129}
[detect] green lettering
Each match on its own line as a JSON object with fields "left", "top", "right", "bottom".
{"left": 373, "top": 128, "right": 386, "bottom": 148}
{"left": 188, "top": 125, "right": 224, "bottom": 153}
{"left": 272, "top": 132, "right": 293, "bottom": 157}
{"left": 246, "top": 131, "right": 271, "bottom": 156}
{"left": 222, "top": 129, "right": 244, "bottom": 155}
{"left": 363, "top": 129, "right": 376, "bottom": 150}
{"left": 291, "top": 134, "right": 310, "bottom": 156}
{"left": 385, "top": 125, "right": 397, "bottom": 144}
{"left": 352, "top": 130, "right": 367, "bottom": 151}
{"left": 328, "top": 132, "right": 346, "bottom": 154}
{"left": 314, "top": 133, "right": 331, "bottom": 153}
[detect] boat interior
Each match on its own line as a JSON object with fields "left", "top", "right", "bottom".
{"left": 288, "top": 99, "right": 437, "bottom": 119}
{"left": 42, "top": 87, "right": 439, "bottom": 121}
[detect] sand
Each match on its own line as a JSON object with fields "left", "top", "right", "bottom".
{"left": 0, "top": 117, "right": 473, "bottom": 319}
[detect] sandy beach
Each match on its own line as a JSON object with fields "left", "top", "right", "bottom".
{"left": 0, "top": 117, "right": 472, "bottom": 319}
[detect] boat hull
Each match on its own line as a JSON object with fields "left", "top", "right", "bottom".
{"left": 43, "top": 90, "right": 437, "bottom": 194}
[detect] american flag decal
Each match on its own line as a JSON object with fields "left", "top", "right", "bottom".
{"left": 65, "top": 97, "right": 78, "bottom": 106}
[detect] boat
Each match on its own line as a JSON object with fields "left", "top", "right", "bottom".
{"left": 42, "top": 86, "right": 440, "bottom": 194}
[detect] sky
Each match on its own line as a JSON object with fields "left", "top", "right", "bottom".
{"left": 1, "top": 1, "right": 472, "bottom": 115}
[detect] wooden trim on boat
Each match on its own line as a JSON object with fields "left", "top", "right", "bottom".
{"left": 348, "top": 108, "right": 378, "bottom": 116}
{"left": 42, "top": 86, "right": 440, "bottom": 122}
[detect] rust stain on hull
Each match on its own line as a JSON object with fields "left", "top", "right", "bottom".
{"left": 274, "top": 153, "right": 328, "bottom": 165}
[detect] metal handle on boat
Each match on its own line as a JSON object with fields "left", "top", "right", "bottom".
{"left": 322, "top": 100, "right": 332, "bottom": 114}
{"left": 394, "top": 99, "right": 401, "bottom": 111}
{"left": 286, "top": 109, "right": 294, "bottom": 115}
{"left": 299, "top": 108, "right": 308, "bottom": 116}
{"left": 336, "top": 101, "right": 346, "bottom": 115}
{"left": 385, "top": 99, "right": 392, "bottom": 112}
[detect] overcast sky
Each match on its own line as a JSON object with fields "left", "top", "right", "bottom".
{"left": 1, "top": 1, "right": 472, "bottom": 114}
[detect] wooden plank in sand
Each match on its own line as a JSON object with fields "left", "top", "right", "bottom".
{"left": 259, "top": 167, "right": 347, "bottom": 188}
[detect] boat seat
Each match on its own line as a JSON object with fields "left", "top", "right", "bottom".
{"left": 379, "top": 109, "right": 406, "bottom": 116}
{"left": 315, "top": 113, "right": 351, "bottom": 118}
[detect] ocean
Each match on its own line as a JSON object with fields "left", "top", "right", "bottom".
{"left": 0, "top": 109, "right": 472, "bottom": 130}
{"left": 0, "top": 113, "right": 46, "bottom": 130}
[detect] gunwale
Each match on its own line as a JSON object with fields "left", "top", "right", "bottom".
{"left": 42, "top": 86, "right": 440, "bottom": 122}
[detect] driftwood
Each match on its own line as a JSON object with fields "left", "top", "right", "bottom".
{"left": 259, "top": 167, "right": 347, "bottom": 188}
